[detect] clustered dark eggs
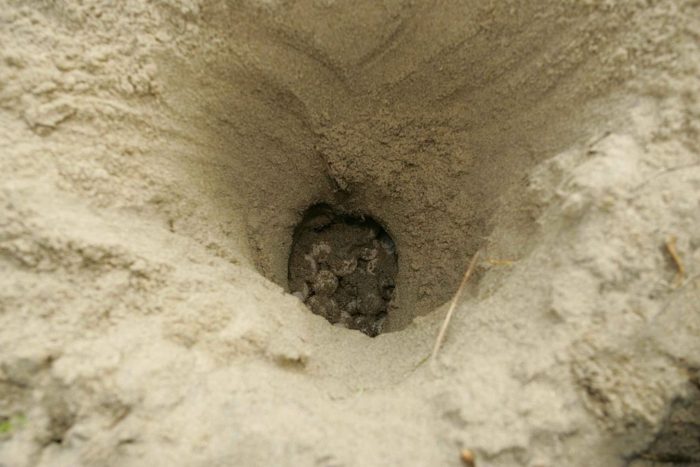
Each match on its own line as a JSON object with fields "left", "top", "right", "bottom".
{"left": 289, "top": 205, "right": 397, "bottom": 337}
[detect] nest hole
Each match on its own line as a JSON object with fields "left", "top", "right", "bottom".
{"left": 159, "top": 0, "right": 625, "bottom": 334}
{"left": 289, "top": 204, "right": 398, "bottom": 336}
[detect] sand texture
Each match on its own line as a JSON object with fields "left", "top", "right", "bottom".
{"left": 1, "top": 1, "right": 699, "bottom": 466}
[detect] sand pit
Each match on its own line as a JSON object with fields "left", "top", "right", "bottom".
{"left": 288, "top": 204, "right": 398, "bottom": 336}
{"left": 1, "top": 1, "right": 699, "bottom": 466}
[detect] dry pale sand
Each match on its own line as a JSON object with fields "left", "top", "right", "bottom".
{"left": 1, "top": 1, "right": 699, "bottom": 466}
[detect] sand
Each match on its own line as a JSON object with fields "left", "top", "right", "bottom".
{"left": 1, "top": 0, "right": 699, "bottom": 466}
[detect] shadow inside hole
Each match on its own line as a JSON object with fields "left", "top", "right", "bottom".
{"left": 288, "top": 204, "right": 398, "bottom": 337}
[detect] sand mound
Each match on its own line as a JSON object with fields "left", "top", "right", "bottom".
{"left": 1, "top": 1, "right": 699, "bottom": 466}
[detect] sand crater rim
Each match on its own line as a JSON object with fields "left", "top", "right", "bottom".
{"left": 160, "top": 0, "right": 625, "bottom": 332}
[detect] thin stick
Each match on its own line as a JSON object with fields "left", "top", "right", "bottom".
{"left": 665, "top": 235, "right": 685, "bottom": 286}
{"left": 431, "top": 250, "right": 481, "bottom": 366}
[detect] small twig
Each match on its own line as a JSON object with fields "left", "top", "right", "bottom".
{"left": 665, "top": 235, "right": 685, "bottom": 286}
{"left": 633, "top": 162, "right": 700, "bottom": 193}
{"left": 430, "top": 250, "right": 480, "bottom": 366}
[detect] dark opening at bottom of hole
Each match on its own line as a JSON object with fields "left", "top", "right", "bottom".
{"left": 288, "top": 204, "right": 398, "bottom": 337}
